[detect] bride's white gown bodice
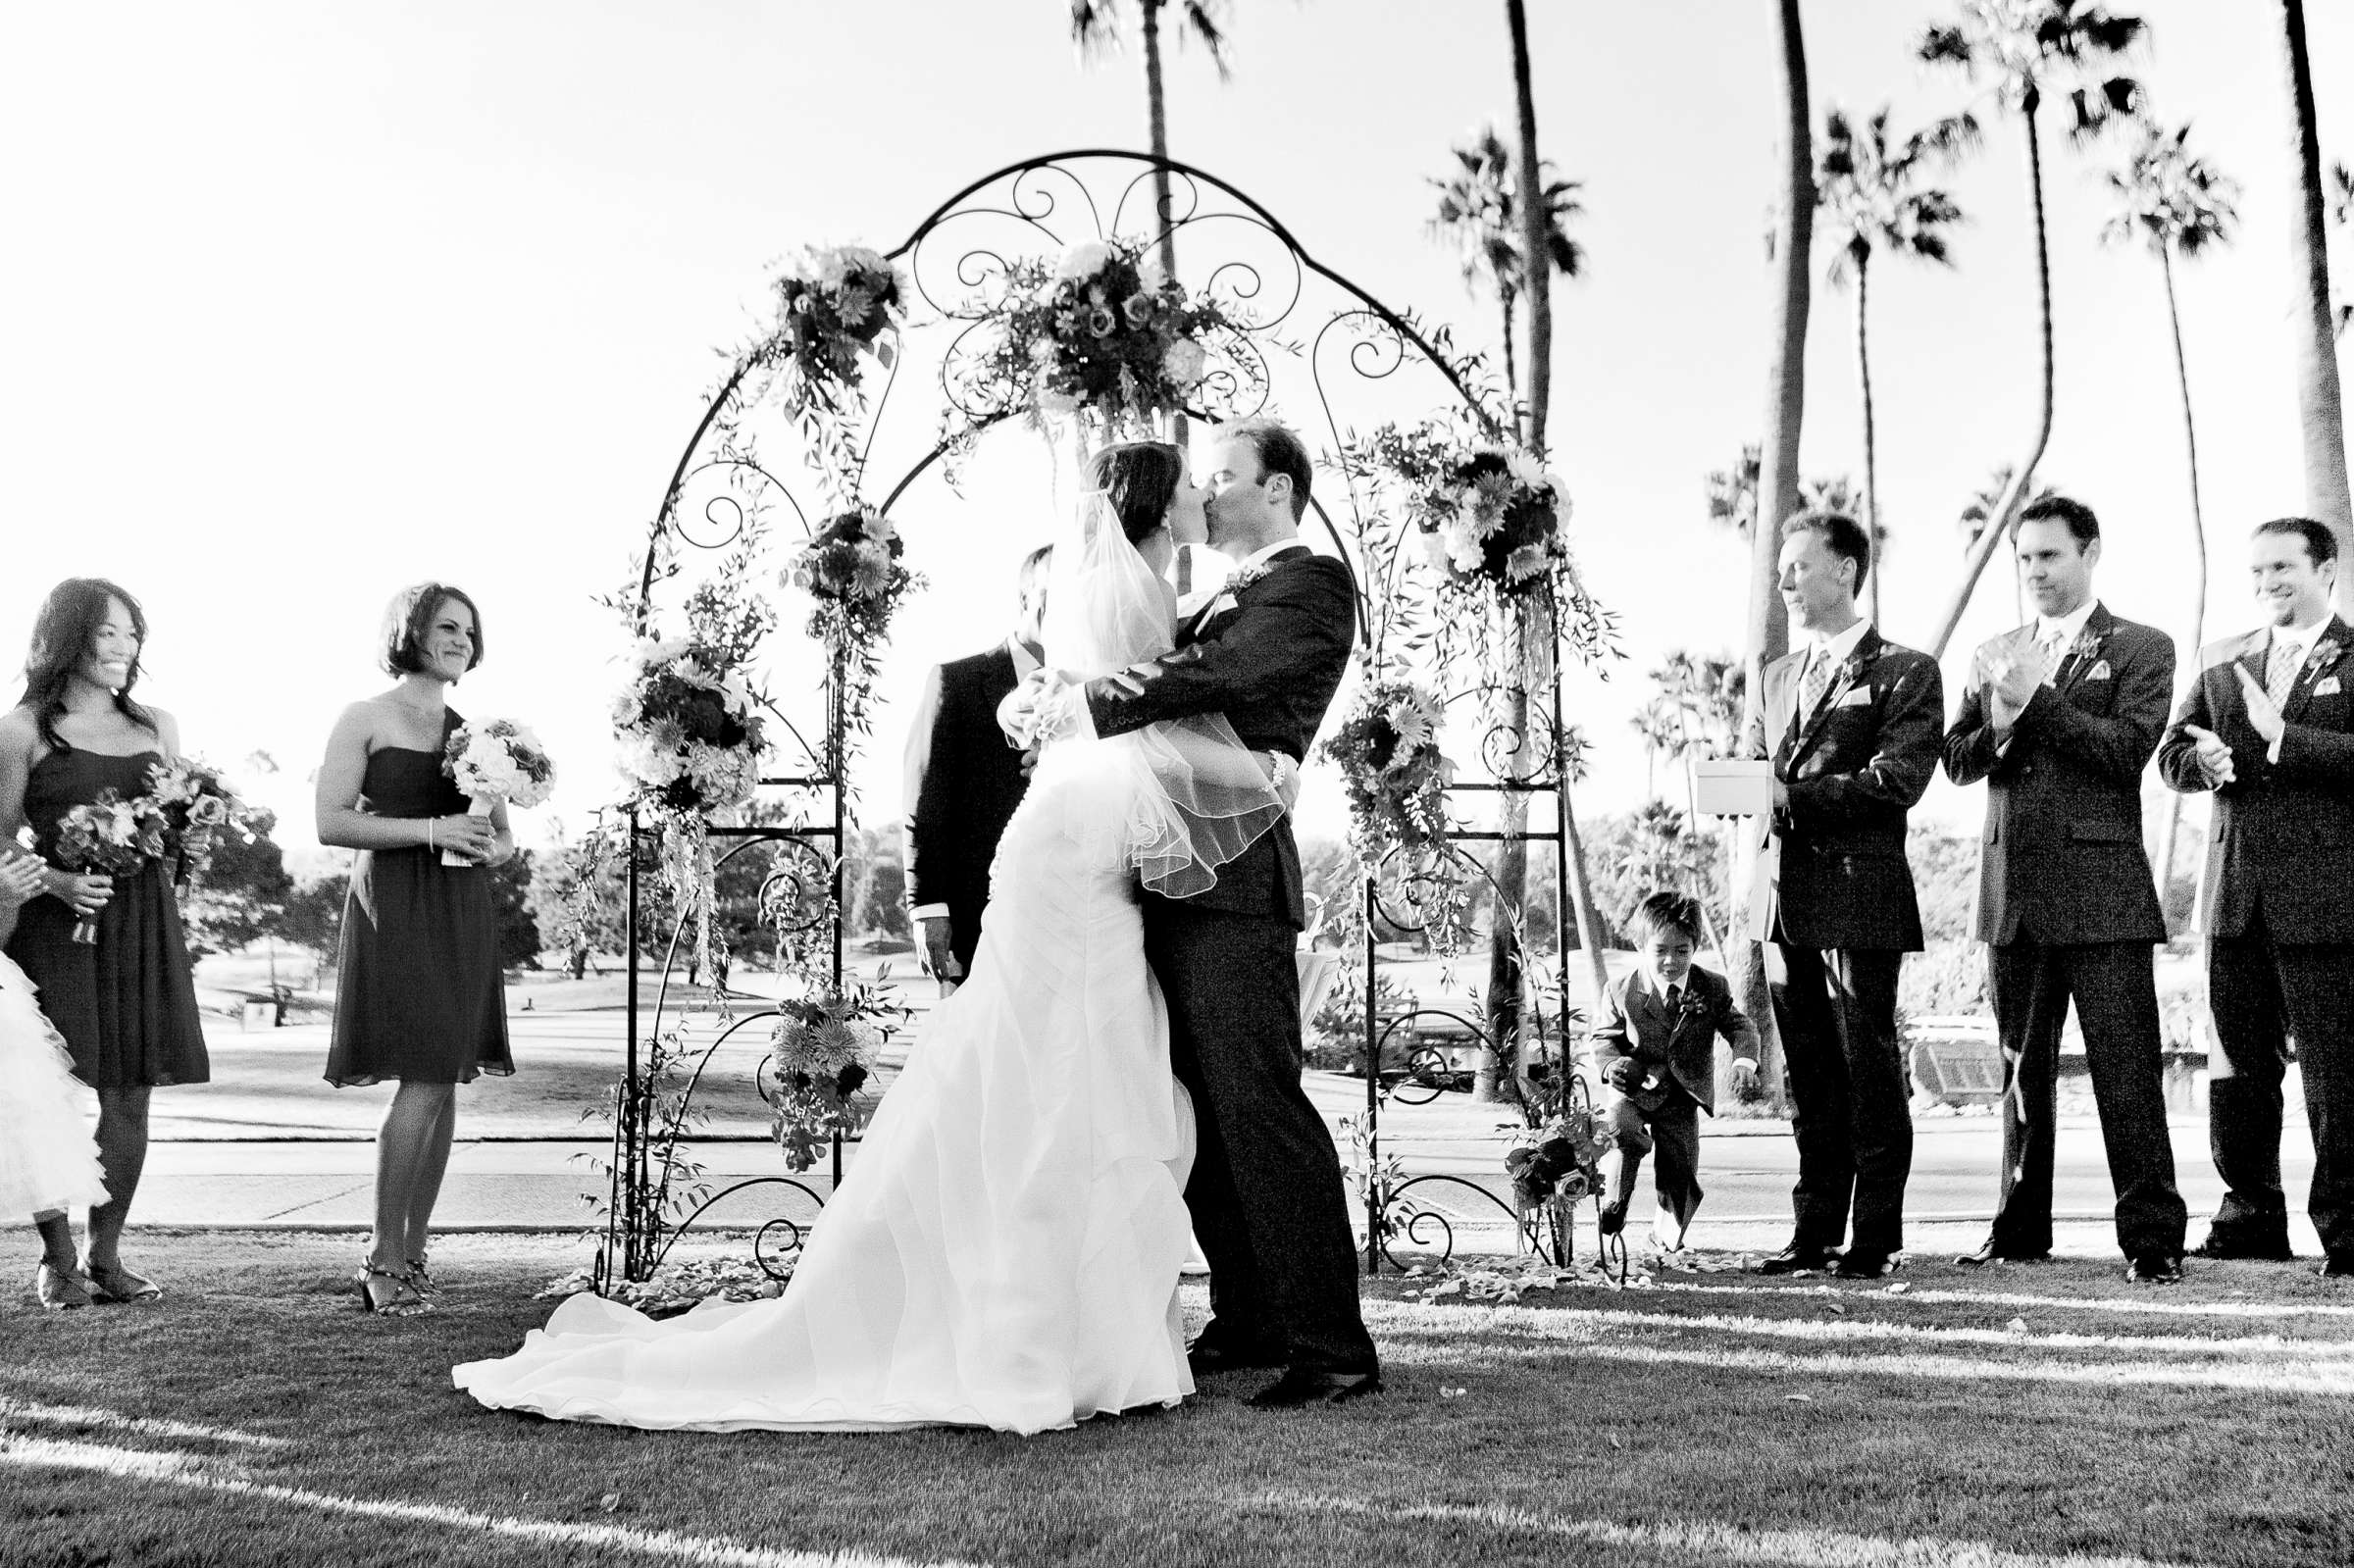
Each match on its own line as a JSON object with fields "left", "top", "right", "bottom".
{"left": 453, "top": 733, "right": 1196, "bottom": 1433}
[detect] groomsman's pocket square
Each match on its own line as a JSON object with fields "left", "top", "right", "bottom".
{"left": 1835, "top": 686, "right": 1872, "bottom": 708}
{"left": 2318, "top": 676, "right": 2342, "bottom": 696}
{"left": 2086, "top": 660, "right": 2112, "bottom": 681}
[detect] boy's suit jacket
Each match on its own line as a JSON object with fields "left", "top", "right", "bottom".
{"left": 1588, "top": 965, "right": 1759, "bottom": 1115}
{"left": 1741, "top": 627, "right": 1944, "bottom": 951}
{"left": 1942, "top": 603, "right": 2171, "bottom": 947}
{"left": 2156, "top": 615, "right": 2354, "bottom": 941}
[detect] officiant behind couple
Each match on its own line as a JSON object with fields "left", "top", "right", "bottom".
{"left": 455, "top": 422, "right": 1380, "bottom": 1431}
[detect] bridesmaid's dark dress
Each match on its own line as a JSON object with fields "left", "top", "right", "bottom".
{"left": 325, "top": 711, "right": 511, "bottom": 1087}
{"left": 6, "top": 747, "right": 210, "bottom": 1088}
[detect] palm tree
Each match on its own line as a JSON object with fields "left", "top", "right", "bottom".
{"left": 1424, "top": 128, "right": 1587, "bottom": 410}
{"left": 2100, "top": 118, "right": 2238, "bottom": 905}
{"left": 1918, "top": 0, "right": 2145, "bottom": 657}
{"left": 1959, "top": 461, "right": 2059, "bottom": 621}
{"left": 1816, "top": 106, "right": 1979, "bottom": 626}
{"left": 2331, "top": 159, "right": 2353, "bottom": 337}
{"left": 2278, "top": 0, "right": 2354, "bottom": 593}
{"left": 1067, "top": 2, "right": 1230, "bottom": 299}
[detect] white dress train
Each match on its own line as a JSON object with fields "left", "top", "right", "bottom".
{"left": 452, "top": 733, "right": 1199, "bottom": 1434}
{"left": 0, "top": 953, "right": 108, "bottom": 1221}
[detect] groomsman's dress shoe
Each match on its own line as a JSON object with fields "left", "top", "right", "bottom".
{"left": 1834, "top": 1250, "right": 1899, "bottom": 1280}
{"left": 1757, "top": 1241, "right": 1839, "bottom": 1276}
{"left": 2319, "top": 1253, "right": 2354, "bottom": 1279}
{"left": 2191, "top": 1232, "right": 2293, "bottom": 1262}
{"left": 1247, "top": 1368, "right": 1383, "bottom": 1409}
{"left": 2124, "top": 1253, "right": 2183, "bottom": 1286}
{"left": 1956, "top": 1239, "right": 2050, "bottom": 1268}
{"left": 1186, "top": 1334, "right": 1285, "bottom": 1377}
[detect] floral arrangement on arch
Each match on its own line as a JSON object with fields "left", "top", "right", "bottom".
{"left": 952, "top": 237, "right": 1253, "bottom": 435}
{"left": 1319, "top": 678, "right": 1455, "bottom": 866}
{"left": 1503, "top": 1100, "right": 1614, "bottom": 1213}
{"left": 784, "top": 505, "right": 922, "bottom": 778}
{"left": 754, "top": 243, "right": 906, "bottom": 488}
{"left": 763, "top": 985, "right": 909, "bottom": 1173}
{"left": 1340, "top": 421, "right": 1615, "bottom": 679}
{"left": 611, "top": 636, "right": 768, "bottom": 822}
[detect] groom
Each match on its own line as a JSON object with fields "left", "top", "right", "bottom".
{"left": 1052, "top": 420, "right": 1379, "bottom": 1407}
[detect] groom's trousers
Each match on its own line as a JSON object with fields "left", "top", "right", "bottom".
{"left": 1145, "top": 900, "right": 1379, "bottom": 1376}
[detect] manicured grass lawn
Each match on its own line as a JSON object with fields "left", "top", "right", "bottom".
{"left": 5, "top": 1233, "right": 2350, "bottom": 1567}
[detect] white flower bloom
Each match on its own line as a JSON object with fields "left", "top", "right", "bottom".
{"left": 1055, "top": 240, "right": 1114, "bottom": 280}
{"left": 1162, "top": 337, "right": 1207, "bottom": 386}
{"left": 1386, "top": 698, "right": 1430, "bottom": 751}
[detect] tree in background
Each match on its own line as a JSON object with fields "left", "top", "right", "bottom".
{"left": 2277, "top": 0, "right": 2353, "bottom": 596}
{"left": 1918, "top": 0, "right": 2145, "bottom": 657}
{"left": 1815, "top": 104, "right": 1979, "bottom": 624}
{"left": 1959, "top": 461, "right": 2060, "bottom": 622}
{"left": 486, "top": 848, "right": 541, "bottom": 972}
{"left": 1425, "top": 126, "right": 1586, "bottom": 409}
{"left": 279, "top": 870, "right": 350, "bottom": 966}
{"left": 2100, "top": 117, "right": 2238, "bottom": 899}
{"left": 180, "top": 807, "right": 294, "bottom": 959}
{"left": 2330, "top": 159, "right": 2353, "bottom": 336}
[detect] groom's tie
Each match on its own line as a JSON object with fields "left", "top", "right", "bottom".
{"left": 1798, "top": 648, "right": 1831, "bottom": 719}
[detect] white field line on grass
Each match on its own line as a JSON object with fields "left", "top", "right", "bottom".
{"left": 1634, "top": 1280, "right": 2354, "bottom": 1319}
{"left": 1254, "top": 1492, "right": 2209, "bottom": 1568}
{"left": 0, "top": 1395, "right": 292, "bottom": 1447}
{"left": 0, "top": 1434, "right": 986, "bottom": 1568}
{"left": 1375, "top": 1334, "right": 2354, "bottom": 1392}
{"left": 1368, "top": 1301, "right": 2354, "bottom": 1359}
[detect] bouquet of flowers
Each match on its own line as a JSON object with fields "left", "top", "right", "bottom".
{"left": 53, "top": 790, "right": 169, "bottom": 943}
{"left": 611, "top": 638, "right": 768, "bottom": 822}
{"left": 764, "top": 990, "right": 895, "bottom": 1173}
{"left": 1319, "top": 679, "right": 1455, "bottom": 865}
{"left": 956, "top": 237, "right": 1246, "bottom": 430}
{"left": 441, "top": 719, "right": 556, "bottom": 867}
{"left": 762, "top": 243, "right": 905, "bottom": 406}
{"left": 144, "top": 755, "right": 247, "bottom": 889}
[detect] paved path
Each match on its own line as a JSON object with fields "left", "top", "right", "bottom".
{"left": 119, "top": 1012, "right": 2327, "bottom": 1256}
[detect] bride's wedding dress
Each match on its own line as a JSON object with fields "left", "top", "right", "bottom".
{"left": 453, "top": 494, "right": 1283, "bottom": 1436}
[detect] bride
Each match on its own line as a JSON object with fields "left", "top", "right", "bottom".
{"left": 453, "top": 440, "right": 1290, "bottom": 1434}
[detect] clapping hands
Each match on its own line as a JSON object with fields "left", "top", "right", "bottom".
{"left": 2180, "top": 723, "right": 2236, "bottom": 786}
{"left": 1981, "top": 631, "right": 2049, "bottom": 730}
{"left": 2233, "top": 663, "right": 2286, "bottom": 746}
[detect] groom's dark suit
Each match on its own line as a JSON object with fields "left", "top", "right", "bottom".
{"left": 1085, "top": 543, "right": 1378, "bottom": 1377}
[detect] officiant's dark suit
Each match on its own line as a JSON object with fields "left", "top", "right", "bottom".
{"left": 1944, "top": 555, "right": 2186, "bottom": 1271}
{"left": 902, "top": 548, "right": 1049, "bottom": 984}
{"left": 1742, "top": 513, "right": 1942, "bottom": 1274}
{"left": 1085, "top": 538, "right": 1379, "bottom": 1382}
{"left": 2157, "top": 517, "right": 2354, "bottom": 1269}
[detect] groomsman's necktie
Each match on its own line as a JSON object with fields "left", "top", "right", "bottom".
{"left": 1798, "top": 648, "right": 1831, "bottom": 717}
{"left": 2038, "top": 625, "right": 2070, "bottom": 685}
{"left": 2266, "top": 636, "right": 2302, "bottom": 709}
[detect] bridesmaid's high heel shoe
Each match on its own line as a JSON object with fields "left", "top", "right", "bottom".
{"left": 404, "top": 1255, "right": 438, "bottom": 1299}
{"left": 355, "top": 1264, "right": 431, "bottom": 1317}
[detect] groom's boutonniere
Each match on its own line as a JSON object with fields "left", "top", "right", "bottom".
{"left": 2070, "top": 629, "right": 2103, "bottom": 663}
{"left": 2309, "top": 638, "right": 2342, "bottom": 677}
{"left": 1229, "top": 563, "right": 1274, "bottom": 591}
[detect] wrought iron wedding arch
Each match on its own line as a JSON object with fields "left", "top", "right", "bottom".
{"left": 597, "top": 149, "right": 1596, "bottom": 1290}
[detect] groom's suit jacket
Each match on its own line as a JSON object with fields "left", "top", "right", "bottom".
{"left": 1741, "top": 626, "right": 1943, "bottom": 951}
{"left": 1084, "top": 543, "right": 1356, "bottom": 927}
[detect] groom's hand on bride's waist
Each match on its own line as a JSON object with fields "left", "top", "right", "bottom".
{"left": 1100, "top": 657, "right": 1171, "bottom": 697}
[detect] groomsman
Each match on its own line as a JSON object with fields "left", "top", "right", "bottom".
{"left": 1942, "top": 496, "right": 2187, "bottom": 1283}
{"left": 901, "top": 543, "right": 1050, "bottom": 990}
{"left": 1744, "top": 511, "right": 1944, "bottom": 1279}
{"left": 2157, "top": 518, "right": 2354, "bottom": 1276}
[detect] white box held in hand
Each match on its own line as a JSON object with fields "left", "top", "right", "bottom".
{"left": 1691, "top": 758, "right": 1774, "bottom": 817}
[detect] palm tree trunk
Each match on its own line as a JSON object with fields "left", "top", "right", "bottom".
{"left": 2153, "top": 243, "right": 2208, "bottom": 911}
{"left": 1925, "top": 97, "right": 2057, "bottom": 658}
{"left": 1141, "top": 0, "right": 1188, "bottom": 452}
{"left": 1855, "top": 250, "right": 1881, "bottom": 626}
{"left": 1508, "top": 0, "right": 1552, "bottom": 449}
{"left": 2282, "top": 0, "right": 2354, "bottom": 597}
{"left": 1727, "top": 0, "right": 1813, "bottom": 1113}
{"left": 1500, "top": 292, "right": 1520, "bottom": 409}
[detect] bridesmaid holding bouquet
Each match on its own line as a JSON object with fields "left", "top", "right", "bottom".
{"left": 317, "top": 583, "right": 513, "bottom": 1317}
{"left": 0, "top": 579, "right": 210, "bottom": 1310}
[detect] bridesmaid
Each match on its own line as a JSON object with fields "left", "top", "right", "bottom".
{"left": 0, "top": 579, "right": 211, "bottom": 1309}
{"left": 317, "top": 582, "right": 512, "bottom": 1317}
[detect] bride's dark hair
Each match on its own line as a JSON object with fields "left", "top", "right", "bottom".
{"left": 1088, "top": 441, "right": 1185, "bottom": 544}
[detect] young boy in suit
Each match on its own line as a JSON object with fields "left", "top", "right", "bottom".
{"left": 1589, "top": 891, "right": 1762, "bottom": 1251}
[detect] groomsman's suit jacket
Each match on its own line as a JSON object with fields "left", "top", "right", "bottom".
{"left": 1742, "top": 628, "right": 1944, "bottom": 950}
{"left": 2156, "top": 616, "right": 2354, "bottom": 939}
{"left": 1085, "top": 545, "right": 1356, "bottom": 926}
{"left": 902, "top": 640, "right": 1034, "bottom": 976}
{"left": 1589, "top": 966, "right": 1760, "bottom": 1116}
{"left": 1943, "top": 604, "right": 2170, "bottom": 946}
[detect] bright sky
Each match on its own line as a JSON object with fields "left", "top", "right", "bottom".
{"left": 7, "top": 2, "right": 2352, "bottom": 876}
